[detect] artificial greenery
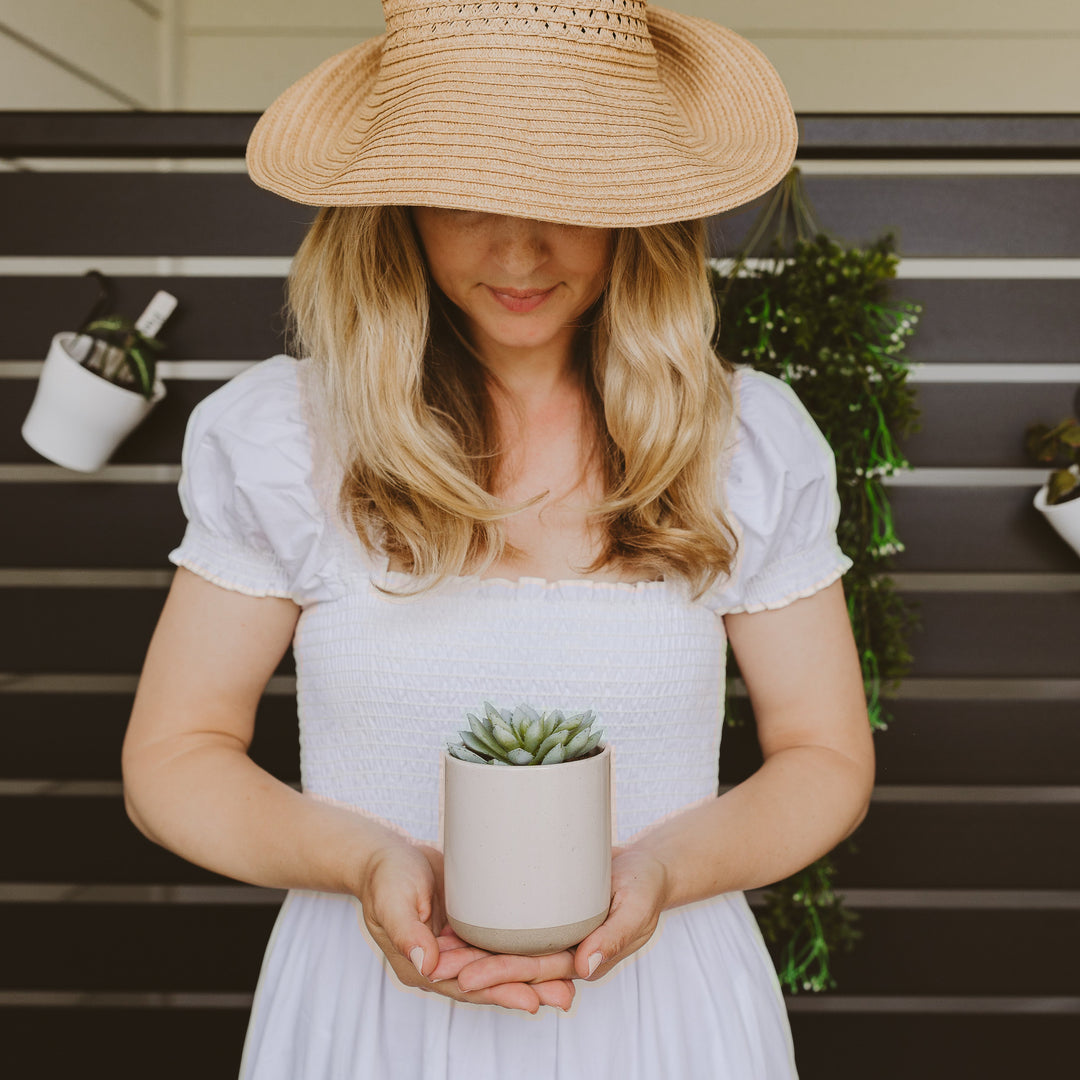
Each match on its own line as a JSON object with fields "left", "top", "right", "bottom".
{"left": 80, "top": 315, "right": 164, "bottom": 400}
{"left": 1025, "top": 417, "right": 1080, "bottom": 504}
{"left": 711, "top": 167, "right": 922, "bottom": 993}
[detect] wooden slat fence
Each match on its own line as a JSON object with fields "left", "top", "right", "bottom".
{"left": 1, "top": 112, "right": 1078, "bottom": 1079}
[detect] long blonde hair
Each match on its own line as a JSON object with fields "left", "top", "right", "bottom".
{"left": 285, "top": 206, "right": 739, "bottom": 596}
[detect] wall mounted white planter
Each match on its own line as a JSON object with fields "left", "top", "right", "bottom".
{"left": 1034, "top": 467, "right": 1080, "bottom": 558}
{"left": 21, "top": 331, "right": 166, "bottom": 473}
{"left": 442, "top": 744, "right": 612, "bottom": 956}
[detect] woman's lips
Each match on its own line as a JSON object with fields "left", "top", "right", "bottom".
{"left": 486, "top": 285, "right": 557, "bottom": 313}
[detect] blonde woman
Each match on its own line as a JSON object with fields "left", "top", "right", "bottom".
{"left": 122, "top": 5, "right": 873, "bottom": 1077}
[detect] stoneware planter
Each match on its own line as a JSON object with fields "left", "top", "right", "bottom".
{"left": 1034, "top": 466, "right": 1080, "bottom": 558}
{"left": 442, "top": 743, "right": 612, "bottom": 956}
{"left": 21, "top": 331, "right": 166, "bottom": 473}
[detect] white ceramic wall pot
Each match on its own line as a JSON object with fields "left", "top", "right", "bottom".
{"left": 1034, "top": 469, "right": 1080, "bottom": 558}
{"left": 21, "top": 331, "right": 166, "bottom": 473}
{"left": 443, "top": 744, "right": 612, "bottom": 956}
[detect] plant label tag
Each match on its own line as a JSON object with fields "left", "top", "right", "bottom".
{"left": 134, "top": 291, "right": 178, "bottom": 338}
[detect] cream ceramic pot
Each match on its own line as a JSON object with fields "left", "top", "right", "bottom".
{"left": 442, "top": 744, "right": 612, "bottom": 956}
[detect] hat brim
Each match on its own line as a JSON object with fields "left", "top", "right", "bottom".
{"left": 246, "top": 9, "right": 797, "bottom": 227}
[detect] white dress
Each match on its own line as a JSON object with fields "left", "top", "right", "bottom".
{"left": 169, "top": 355, "right": 852, "bottom": 1080}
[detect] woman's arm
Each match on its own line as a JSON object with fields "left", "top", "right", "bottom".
{"left": 626, "top": 576, "right": 874, "bottom": 906}
{"left": 122, "top": 566, "right": 573, "bottom": 1012}
{"left": 449, "top": 577, "right": 874, "bottom": 989}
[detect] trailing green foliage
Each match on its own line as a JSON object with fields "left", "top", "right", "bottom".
{"left": 711, "top": 168, "right": 922, "bottom": 993}
{"left": 447, "top": 702, "right": 604, "bottom": 766}
{"left": 1025, "top": 417, "right": 1080, "bottom": 504}
{"left": 82, "top": 315, "right": 164, "bottom": 400}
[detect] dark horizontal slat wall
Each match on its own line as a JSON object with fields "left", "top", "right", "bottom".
{"left": 2, "top": 114, "right": 1079, "bottom": 1080}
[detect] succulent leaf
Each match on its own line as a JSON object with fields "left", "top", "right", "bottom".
{"left": 447, "top": 704, "right": 605, "bottom": 766}
{"left": 540, "top": 742, "right": 567, "bottom": 765}
{"left": 447, "top": 742, "right": 487, "bottom": 764}
{"left": 466, "top": 715, "right": 504, "bottom": 756}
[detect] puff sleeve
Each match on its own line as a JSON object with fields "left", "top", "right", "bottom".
{"left": 167, "top": 356, "right": 343, "bottom": 606}
{"left": 709, "top": 368, "right": 853, "bottom": 614}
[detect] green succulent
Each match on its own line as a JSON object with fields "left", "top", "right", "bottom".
{"left": 447, "top": 703, "right": 604, "bottom": 766}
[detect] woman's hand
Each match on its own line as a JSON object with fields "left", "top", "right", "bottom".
{"left": 445, "top": 846, "right": 670, "bottom": 993}
{"left": 356, "top": 840, "right": 575, "bottom": 1013}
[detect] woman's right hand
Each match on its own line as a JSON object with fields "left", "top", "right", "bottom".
{"left": 356, "top": 840, "right": 575, "bottom": 1014}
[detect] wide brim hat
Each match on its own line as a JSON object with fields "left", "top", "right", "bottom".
{"left": 247, "top": 0, "right": 798, "bottom": 227}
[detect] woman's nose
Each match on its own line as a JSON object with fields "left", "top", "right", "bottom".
{"left": 488, "top": 216, "right": 549, "bottom": 277}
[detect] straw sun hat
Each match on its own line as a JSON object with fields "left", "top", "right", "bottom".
{"left": 247, "top": 0, "right": 798, "bottom": 227}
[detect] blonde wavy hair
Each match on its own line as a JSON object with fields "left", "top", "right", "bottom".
{"left": 285, "top": 205, "right": 739, "bottom": 596}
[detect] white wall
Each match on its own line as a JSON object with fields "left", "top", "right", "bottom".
{"left": 2, "top": 1, "right": 1078, "bottom": 112}
{"left": 180, "top": 0, "right": 1080, "bottom": 112}
{"left": 0, "top": 0, "right": 164, "bottom": 108}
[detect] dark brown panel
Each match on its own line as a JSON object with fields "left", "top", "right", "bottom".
{"left": 890, "top": 486, "right": 1080, "bottom": 572}
{"left": 2, "top": 903, "right": 1074, "bottom": 996}
{"left": 0, "top": 173, "right": 313, "bottom": 256}
{"left": 0, "top": 276, "right": 289, "bottom": 361}
{"left": 904, "top": 591, "right": 1080, "bottom": 678}
{"left": 0, "top": 485, "right": 185, "bottom": 566}
{"left": 2, "top": 1007, "right": 248, "bottom": 1080}
{"left": 0, "top": 483, "right": 1072, "bottom": 574}
{"left": 5, "top": 173, "right": 1080, "bottom": 258}
{"left": 2, "top": 379, "right": 218, "bottom": 465}
{"left": 5, "top": 277, "right": 1080, "bottom": 366}
{"left": 7, "top": 374, "right": 1078, "bottom": 470}
{"left": 0, "top": 588, "right": 295, "bottom": 675}
{"left": 1, "top": 694, "right": 300, "bottom": 782}
{"left": 889, "top": 279, "right": 1080, "bottom": 364}
{"left": 711, "top": 175, "right": 1080, "bottom": 257}
{"left": 790, "top": 1014, "right": 1077, "bottom": 1080}
{"left": 4, "top": 694, "right": 1076, "bottom": 788}
{"left": 7, "top": 798, "right": 1079, "bottom": 889}
{"left": 720, "top": 699, "right": 1080, "bottom": 788}
{"left": 2, "top": 903, "right": 278, "bottom": 992}
{"left": 903, "top": 382, "right": 1080, "bottom": 467}
{"left": 836, "top": 803, "right": 1080, "bottom": 889}
{"left": 7, "top": 112, "right": 1080, "bottom": 160}
{"left": 1, "top": 588, "right": 1076, "bottom": 676}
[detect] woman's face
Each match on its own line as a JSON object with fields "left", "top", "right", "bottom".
{"left": 410, "top": 207, "right": 613, "bottom": 363}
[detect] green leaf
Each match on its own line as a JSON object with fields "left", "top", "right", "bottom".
{"left": 490, "top": 718, "right": 519, "bottom": 751}
{"left": 507, "top": 748, "right": 534, "bottom": 766}
{"left": 447, "top": 743, "right": 486, "bottom": 764}
{"left": 540, "top": 742, "right": 567, "bottom": 765}
{"left": 458, "top": 731, "right": 496, "bottom": 761}
{"left": 533, "top": 728, "right": 569, "bottom": 760}
{"left": 467, "top": 714, "right": 502, "bottom": 755}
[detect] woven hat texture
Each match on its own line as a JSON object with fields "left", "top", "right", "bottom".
{"left": 246, "top": 0, "right": 798, "bottom": 227}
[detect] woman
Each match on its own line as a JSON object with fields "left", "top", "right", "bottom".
{"left": 123, "top": 5, "right": 874, "bottom": 1077}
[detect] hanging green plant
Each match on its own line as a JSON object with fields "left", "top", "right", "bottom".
{"left": 711, "top": 167, "right": 923, "bottom": 993}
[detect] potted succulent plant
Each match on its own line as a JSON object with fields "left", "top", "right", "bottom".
{"left": 21, "top": 286, "right": 175, "bottom": 473}
{"left": 443, "top": 703, "right": 611, "bottom": 956}
{"left": 1025, "top": 417, "right": 1080, "bottom": 557}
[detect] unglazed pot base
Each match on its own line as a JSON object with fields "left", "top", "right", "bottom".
{"left": 447, "top": 908, "right": 609, "bottom": 956}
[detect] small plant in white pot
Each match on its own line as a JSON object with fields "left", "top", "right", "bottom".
{"left": 1025, "top": 416, "right": 1080, "bottom": 558}
{"left": 21, "top": 289, "right": 176, "bottom": 473}
{"left": 443, "top": 703, "right": 611, "bottom": 956}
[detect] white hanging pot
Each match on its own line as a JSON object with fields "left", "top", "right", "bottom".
{"left": 21, "top": 331, "right": 166, "bottom": 473}
{"left": 1034, "top": 466, "right": 1080, "bottom": 558}
{"left": 442, "top": 744, "right": 612, "bottom": 956}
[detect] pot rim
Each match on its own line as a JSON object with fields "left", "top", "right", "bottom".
{"left": 442, "top": 741, "right": 611, "bottom": 772}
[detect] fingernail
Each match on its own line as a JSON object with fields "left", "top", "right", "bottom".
{"left": 409, "top": 946, "right": 425, "bottom": 976}
{"left": 587, "top": 952, "right": 603, "bottom": 977}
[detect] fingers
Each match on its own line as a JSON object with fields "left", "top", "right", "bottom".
{"left": 573, "top": 849, "right": 669, "bottom": 981}
{"left": 453, "top": 950, "right": 577, "bottom": 992}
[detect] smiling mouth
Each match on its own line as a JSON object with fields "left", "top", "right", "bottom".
{"left": 486, "top": 285, "right": 557, "bottom": 312}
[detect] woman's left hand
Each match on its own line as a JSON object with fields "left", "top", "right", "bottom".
{"left": 435, "top": 847, "right": 669, "bottom": 992}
